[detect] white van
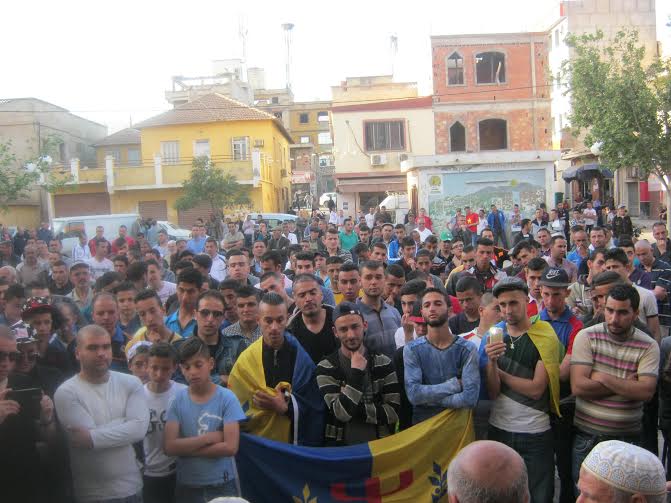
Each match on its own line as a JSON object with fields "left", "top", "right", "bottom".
{"left": 379, "top": 193, "right": 410, "bottom": 223}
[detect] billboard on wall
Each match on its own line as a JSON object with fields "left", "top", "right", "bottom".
{"left": 426, "top": 168, "right": 547, "bottom": 226}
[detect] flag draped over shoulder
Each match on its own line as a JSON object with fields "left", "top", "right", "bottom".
{"left": 236, "top": 408, "right": 474, "bottom": 503}
{"left": 228, "top": 333, "right": 324, "bottom": 446}
{"left": 527, "top": 318, "right": 562, "bottom": 417}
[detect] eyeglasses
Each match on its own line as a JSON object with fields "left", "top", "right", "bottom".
{"left": 197, "top": 309, "right": 224, "bottom": 319}
{"left": 0, "top": 351, "right": 21, "bottom": 362}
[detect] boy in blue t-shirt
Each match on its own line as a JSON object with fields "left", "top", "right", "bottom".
{"left": 165, "top": 336, "right": 245, "bottom": 502}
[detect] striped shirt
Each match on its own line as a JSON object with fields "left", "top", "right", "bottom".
{"left": 571, "top": 323, "right": 659, "bottom": 436}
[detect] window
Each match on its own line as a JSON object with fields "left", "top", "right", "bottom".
{"left": 194, "top": 139, "right": 210, "bottom": 158}
{"left": 160, "top": 141, "right": 179, "bottom": 164}
{"left": 478, "top": 119, "right": 507, "bottom": 150}
{"left": 364, "top": 121, "right": 405, "bottom": 151}
{"left": 450, "top": 122, "right": 466, "bottom": 152}
{"left": 299, "top": 113, "right": 309, "bottom": 124}
{"left": 127, "top": 148, "right": 140, "bottom": 166}
{"left": 317, "top": 111, "right": 329, "bottom": 122}
{"left": 300, "top": 136, "right": 311, "bottom": 144}
{"left": 274, "top": 112, "right": 282, "bottom": 120}
{"left": 271, "top": 97, "right": 279, "bottom": 104}
{"left": 447, "top": 52, "right": 464, "bottom": 85}
{"left": 317, "top": 132, "right": 333, "bottom": 145}
{"left": 105, "top": 149, "right": 121, "bottom": 163}
{"left": 58, "top": 142, "right": 67, "bottom": 162}
{"left": 232, "top": 137, "right": 249, "bottom": 160}
{"left": 475, "top": 52, "right": 506, "bottom": 84}
{"left": 319, "top": 154, "right": 332, "bottom": 167}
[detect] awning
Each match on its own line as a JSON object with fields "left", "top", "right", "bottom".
{"left": 562, "top": 163, "right": 613, "bottom": 182}
{"left": 336, "top": 177, "right": 406, "bottom": 193}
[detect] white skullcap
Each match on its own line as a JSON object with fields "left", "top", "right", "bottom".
{"left": 127, "top": 340, "right": 152, "bottom": 361}
{"left": 582, "top": 440, "right": 666, "bottom": 496}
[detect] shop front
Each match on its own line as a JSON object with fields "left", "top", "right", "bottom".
{"left": 562, "top": 163, "right": 614, "bottom": 208}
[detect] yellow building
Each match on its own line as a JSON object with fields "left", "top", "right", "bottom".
{"left": 51, "top": 94, "right": 292, "bottom": 225}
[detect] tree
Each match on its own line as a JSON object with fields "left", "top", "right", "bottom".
{"left": 174, "top": 156, "right": 251, "bottom": 214}
{"left": 563, "top": 30, "right": 671, "bottom": 220}
{"left": 0, "top": 134, "right": 74, "bottom": 212}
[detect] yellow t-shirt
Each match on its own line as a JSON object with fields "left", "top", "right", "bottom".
{"left": 333, "top": 289, "right": 362, "bottom": 305}
{"left": 125, "top": 326, "right": 182, "bottom": 354}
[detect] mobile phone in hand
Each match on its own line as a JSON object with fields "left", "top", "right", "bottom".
{"left": 7, "top": 388, "right": 42, "bottom": 420}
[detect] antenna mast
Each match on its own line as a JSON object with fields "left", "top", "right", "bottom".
{"left": 282, "top": 23, "right": 295, "bottom": 90}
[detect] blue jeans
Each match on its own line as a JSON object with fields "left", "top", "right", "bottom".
{"left": 572, "top": 429, "right": 640, "bottom": 495}
{"left": 488, "top": 425, "right": 554, "bottom": 503}
{"left": 175, "top": 480, "right": 238, "bottom": 503}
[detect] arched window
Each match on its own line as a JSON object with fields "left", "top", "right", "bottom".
{"left": 447, "top": 52, "right": 464, "bottom": 86}
{"left": 475, "top": 52, "right": 506, "bottom": 84}
{"left": 450, "top": 122, "right": 466, "bottom": 152}
{"left": 479, "top": 119, "right": 507, "bottom": 150}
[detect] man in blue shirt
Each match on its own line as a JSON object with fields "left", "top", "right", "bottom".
{"left": 165, "top": 268, "right": 202, "bottom": 338}
{"left": 403, "top": 287, "right": 479, "bottom": 424}
{"left": 186, "top": 224, "right": 207, "bottom": 254}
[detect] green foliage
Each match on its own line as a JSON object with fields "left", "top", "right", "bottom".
{"left": 563, "top": 30, "right": 671, "bottom": 187}
{"left": 174, "top": 156, "right": 251, "bottom": 213}
{"left": 0, "top": 134, "right": 74, "bottom": 212}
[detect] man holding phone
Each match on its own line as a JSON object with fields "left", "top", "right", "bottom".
{"left": 0, "top": 326, "right": 57, "bottom": 503}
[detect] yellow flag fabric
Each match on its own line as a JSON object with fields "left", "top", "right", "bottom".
{"left": 527, "top": 318, "right": 562, "bottom": 417}
{"left": 228, "top": 337, "right": 292, "bottom": 443}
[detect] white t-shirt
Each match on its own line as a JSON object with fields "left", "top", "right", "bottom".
{"left": 582, "top": 208, "right": 597, "bottom": 226}
{"left": 635, "top": 284, "right": 658, "bottom": 325}
{"left": 144, "top": 381, "right": 187, "bottom": 477}
{"left": 365, "top": 213, "right": 375, "bottom": 228}
{"left": 457, "top": 329, "right": 482, "bottom": 350}
{"left": 329, "top": 211, "right": 338, "bottom": 224}
{"left": 415, "top": 227, "right": 433, "bottom": 243}
{"left": 54, "top": 372, "right": 149, "bottom": 502}
{"left": 156, "top": 281, "right": 177, "bottom": 305}
{"left": 209, "top": 255, "right": 227, "bottom": 283}
{"left": 88, "top": 257, "right": 114, "bottom": 280}
{"left": 394, "top": 326, "right": 417, "bottom": 348}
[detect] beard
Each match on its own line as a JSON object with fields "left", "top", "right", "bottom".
{"left": 426, "top": 313, "right": 449, "bottom": 327}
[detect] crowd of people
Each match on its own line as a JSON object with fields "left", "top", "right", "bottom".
{"left": 0, "top": 200, "right": 669, "bottom": 503}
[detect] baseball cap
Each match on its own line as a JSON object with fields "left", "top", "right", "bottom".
{"left": 538, "top": 268, "right": 571, "bottom": 288}
{"left": 617, "top": 204, "right": 626, "bottom": 209}
{"left": 127, "top": 340, "right": 152, "bottom": 361}
{"left": 21, "top": 296, "right": 57, "bottom": 319}
{"left": 309, "top": 226, "right": 320, "bottom": 233}
{"left": 492, "top": 276, "right": 529, "bottom": 297}
{"left": 332, "top": 301, "right": 364, "bottom": 322}
{"left": 440, "top": 230, "right": 453, "bottom": 242}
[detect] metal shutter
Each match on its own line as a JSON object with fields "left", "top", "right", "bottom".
{"left": 138, "top": 200, "right": 168, "bottom": 221}
{"left": 54, "top": 193, "right": 111, "bottom": 217}
{"left": 178, "top": 202, "right": 213, "bottom": 228}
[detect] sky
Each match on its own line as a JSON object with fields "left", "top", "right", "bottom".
{"left": 2, "top": 0, "right": 670, "bottom": 134}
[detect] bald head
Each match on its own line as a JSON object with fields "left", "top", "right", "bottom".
{"left": 447, "top": 441, "right": 529, "bottom": 503}
{"left": 634, "top": 239, "right": 655, "bottom": 267}
{"left": 634, "top": 239, "right": 652, "bottom": 251}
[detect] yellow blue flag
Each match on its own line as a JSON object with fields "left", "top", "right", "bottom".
{"left": 236, "top": 408, "right": 474, "bottom": 502}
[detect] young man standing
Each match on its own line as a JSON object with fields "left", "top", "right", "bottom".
{"left": 339, "top": 218, "right": 359, "bottom": 252}
{"left": 544, "top": 235, "right": 578, "bottom": 283}
{"left": 54, "top": 325, "right": 150, "bottom": 503}
{"left": 146, "top": 259, "right": 176, "bottom": 306}
{"left": 204, "top": 238, "right": 226, "bottom": 283}
{"left": 316, "top": 302, "right": 400, "bottom": 445}
{"left": 87, "top": 240, "right": 114, "bottom": 281}
{"left": 404, "top": 288, "right": 480, "bottom": 424}
{"left": 67, "top": 262, "right": 94, "bottom": 314}
{"left": 165, "top": 269, "right": 202, "bottom": 338}
{"left": 450, "top": 276, "right": 482, "bottom": 335}
{"left": 126, "top": 289, "right": 181, "bottom": 351}
{"left": 483, "top": 277, "right": 561, "bottom": 503}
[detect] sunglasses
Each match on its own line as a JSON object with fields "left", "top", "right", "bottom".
{"left": 197, "top": 309, "right": 224, "bottom": 319}
{"left": 18, "top": 351, "right": 39, "bottom": 362}
{"left": 0, "top": 351, "right": 21, "bottom": 362}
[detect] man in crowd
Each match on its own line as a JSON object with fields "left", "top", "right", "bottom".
{"left": 288, "top": 274, "right": 338, "bottom": 364}
{"left": 544, "top": 235, "right": 578, "bottom": 283}
{"left": 72, "top": 232, "right": 92, "bottom": 263}
{"left": 54, "top": 324, "right": 149, "bottom": 503}
{"left": 570, "top": 284, "right": 659, "bottom": 487}
{"left": 17, "top": 244, "right": 46, "bottom": 285}
{"left": 222, "top": 285, "right": 262, "bottom": 364}
{"left": 125, "top": 289, "right": 181, "bottom": 352}
{"left": 454, "top": 238, "right": 505, "bottom": 294}
{"left": 204, "top": 238, "right": 226, "bottom": 282}
{"left": 165, "top": 268, "right": 202, "bottom": 337}
{"left": 652, "top": 221, "right": 671, "bottom": 263}
{"left": 290, "top": 252, "right": 335, "bottom": 305}
{"left": 635, "top": 239, "right": 671, "bottom": 331}
{"left": 487, "top": 204, "right": 508, "bottom": 248}
{"left": 68, "top": 262, "right": 94, "bottom": 314}
{"left": 88, "top": 240, "right": 114, "bottom": 280}
{"left": 536, "top": 228, "right": 551, "bottom": 257}
{"left": 612, "top": 204, "right": 633, "bottom": 244}
{"left": 186, "top": 224, "right": 206, "bottom": 254}
{"left": 567, "top": 228, "right": 590, "bottom": 270}
{"left": 323, "top": 228, "right": 353, "bottom": 264}
{"left": 226, "top": 248, "right": 260, "bottom": 287}
{"left": 450, "top": 276, "right": 482, "bottom": 335}
{"left": 46, "top": 260, "right": 73, "bottom": 296}
{"left": 484, "top": 277, "right": 561, "bottom": 503}
{"left": 404, "top": 288, "right": 479, "bottom": 424}
{"left": 316, "top": 301, "right": 400, "bottom": 445}
{"left": 222, "top": 221, "right": 244, "bottom": 251}
{"left": 228, "top": 292, "right": 324, "bottom": 445}
{"left": 339, "top": 217, "right": 359, "bottom": 252}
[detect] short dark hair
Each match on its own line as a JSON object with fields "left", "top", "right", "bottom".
{"left": 339, "top": 262, "right": 359, "bottom": 275}
{"left": 456, "top": 276, "right": 483, "bottom": 295}
{"left": 176, "top": 268, "right": 204, "bottom": 289}
{"left": 394, "top": 223, "right": 405, "bottom": 230}
{"left": 206, "top": 237, "right": 218, "bottom": 246}
{"left": 134, "top": 288, "right": 162, "bottom": 306}
{"left": 589, "top": 247, "right": 608, "bottom": 261}
{"left": 400, "top": 279, "right": 426, "bottom": 298}
{"left": 425, "top": 235, "right": 438, "bottom": 245}
{"left": 236, "top": 285, "right": 260, "bottom": 301}
{"left": 295, "top": 252, "right": 315, "bottom": 264}
{"left": 145, "top": 258, "right": 160, "bottom": 269}
{"left": 419, "top": 287, "right": 449, "bottom": 304}
{"left": 372, "top": 242, "right": 388, "bottom": 252}
{"left": 51, "top": 260, "right": 68, "bottom": 269}
{"left": 359, "top": 260, "right": 384, "bottom": 274}
{"left": 260, "top": 291, "right": 285, "bottom": 307}
{"left": 521, "top": 218, "right": 531, "bottom": 227}
{"left": 113, "top": 281, "right": 137, "bottom": 296}
{"left": 293, "top": 273, "right": 320, "bottom": 289}
{"left": 550, "top": 235, "right": 566, "bottom": 246}
{"left": 352, "top": 242, "right": 369, "bottom": 255}
{"left": 126, "top": 262, "right": 148, "bottom": 282}
{"left": 219, "top": 279, "right": 239, "bottom": 292}
{"left": 95, "top": 271, "right": 123, "bottom": 292}
{"left": 114, "top": 237, "right": 127, "bottom": 248}
{"left": 70, "top": 262, "right": 90, "bottom": 273}
{"left": 5, "top": 284, "right": 25, "bottom": 302}
{"left": 476, "top": 237, "right": 494, "bottom": 248}
{"left": 406, "top": 270, "right": 428, "bottom": 282}
{"left": 325, "top": 256, "right": 345, "bottom": 266}
{"left": 415, "top": 249, "right": 432, "bottom": 260}
{"left": 112, "top": 255, "right": 129, "bottom": 266}
{"left": 197, "top": 290, "right": 225, "bottom": 309}
{"left": 149, "top": 342, "right": 178, "bottom": 363}
{"left": 178, "top": 336, "right": 210, "bottom": 363}
{"left": 607, "top": 283, "right": 640, "bottom": 312}
{"left": 385, "top": 264, "right": 405, "bottom": 279}
{"left": 358, "top": 224, "right": 370, "bottom": 232}
{"left": 462, "top": 245, "right": 475, "bottom": 254}
{"left": 261, "top": 250, "right": 283, "bottom": 268}
{"left": 604, "top": 248, "right": 629, "bottom": 266}
{"left": 592, "top": 271, "right": 625, "bottom": 288}
{"left": 511, "top": 240, "right": 534, "bottom": 258}
{"left": 226, "top": 248, "right": 246, "bottom": 260}
{"left": 526, "top": 257, "right": 548, "bottom": 273}
{"left": 401, "top": 237, "right": 415, "bottom": 248}
{"left": 590, "top": 226, "right": 606, "bottom": 236}
{"left": 617, "top": 237, "right": 635, "bottom": 249}
{"left": 259, "top": 271, "right": 283, "bottom": 283}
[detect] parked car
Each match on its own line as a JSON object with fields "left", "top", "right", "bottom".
{"left": 156, "top": 221, "right": 191, "bottom": 241}
{"left": 52, "top": 213, "right": 140, "bottom": 255}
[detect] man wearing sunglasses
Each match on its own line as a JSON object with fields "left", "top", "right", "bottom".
{"left": 173, "top": 290, "right": 231, "bottom": 386}
{"left": 0, "top": 326, "right": 59, "bottom": 503}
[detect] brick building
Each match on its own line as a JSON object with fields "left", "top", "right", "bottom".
{"left": 403, "top": 32, "right": 558, "bottom": 234}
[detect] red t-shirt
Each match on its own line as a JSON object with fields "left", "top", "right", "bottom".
{"left": 465, "top": 212, "right": 479, "bottom": 233}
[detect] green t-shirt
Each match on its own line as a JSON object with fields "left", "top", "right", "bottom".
{"left": 339, "top": 231, "right": 359, "bottom": 251}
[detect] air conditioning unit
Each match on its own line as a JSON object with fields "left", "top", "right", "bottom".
{"left": 398, "top": 153, "right": 409, "bottom": 162}
{"left": 254, "top": 139, "right": 264, "bottom": 147}
{"left": 280, "top": 169, "right": 288, "bottom": 178}
{"left": 370, "top": 154, "right": 387, "bottom": 166}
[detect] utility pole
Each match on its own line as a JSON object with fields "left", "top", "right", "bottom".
{"left": 282, "top": 23, "right": 294, "bottom": 90}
